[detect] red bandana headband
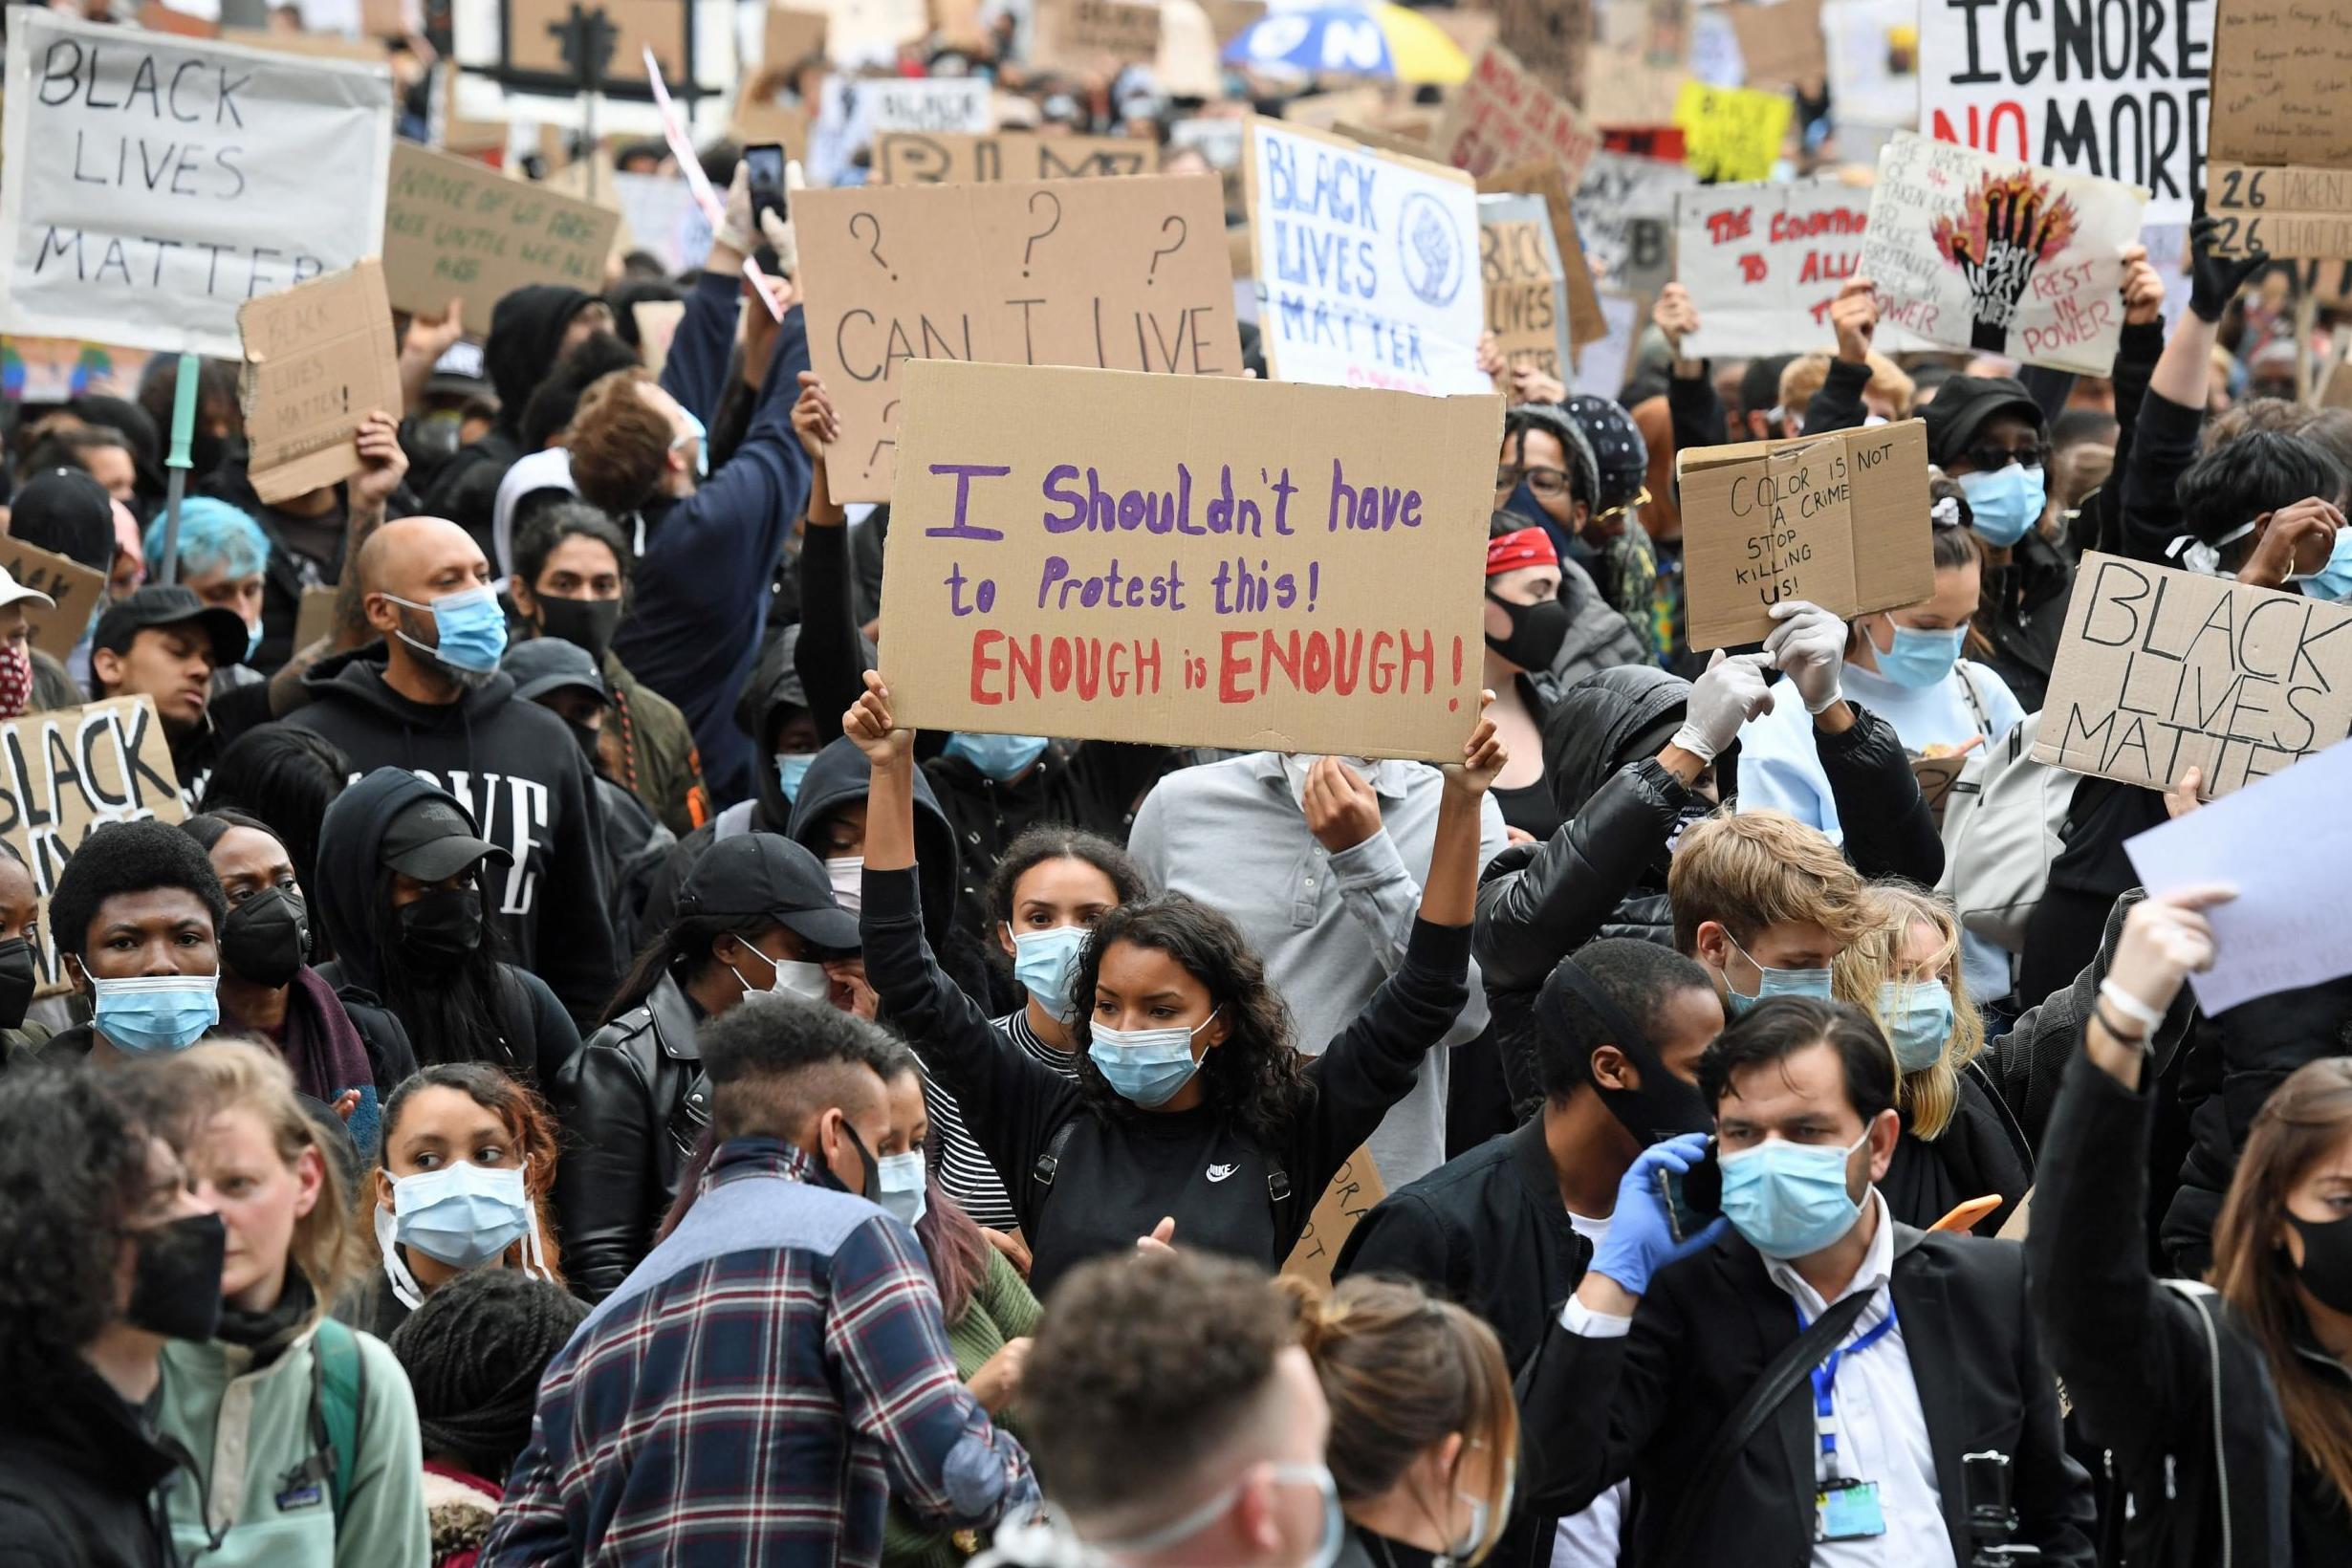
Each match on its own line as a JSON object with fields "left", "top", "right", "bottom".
{"left": 1485, "top": 527, "right": 1558, "bottom": 577}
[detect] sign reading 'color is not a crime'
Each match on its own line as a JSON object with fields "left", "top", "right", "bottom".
{"left": 876, "top": 360, "right": 1502, "bottom": 761}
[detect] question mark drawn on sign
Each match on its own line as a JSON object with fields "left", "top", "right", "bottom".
{"left": 1146, "top": 215, "right": 1187, "bottom": 285}
{"left": 849, "top": 212, "right": 896, "bottom": 280}
{"left": 1022, "top": 191, "right": 1063, "bottom": 277}
{"left": 866, "top": 399, "right": 901, "bottom": 479}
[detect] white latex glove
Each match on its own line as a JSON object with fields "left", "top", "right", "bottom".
{"left": 717, "top": 161, "right": 758, "bottom": 257}
{"left": 1763, "top": 599, "right": 1846, "bottom": 714}
{"left": 1672, "top": 651, "right": 1775, "bottom": 764}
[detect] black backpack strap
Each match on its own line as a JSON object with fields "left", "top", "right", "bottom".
{"left": 1030, "top": 1119, "right": 1078, "bottom": 1208}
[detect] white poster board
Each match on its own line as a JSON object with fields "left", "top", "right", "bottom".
{"left": 810, "top": 74, "right": 995, "bottom": 185}
{"left": 1575, "top": 151, "right": 1692, "bottom": 295}
{"left": 0, "top": 11, "right": 395, "bottom": 359}
{"left": 1678, "top": 180, "right": 1873, "bottom": 359}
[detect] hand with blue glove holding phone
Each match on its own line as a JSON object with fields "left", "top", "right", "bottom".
{"left": 1582, "top": 1131, "right": 1729, "bottom": 1313}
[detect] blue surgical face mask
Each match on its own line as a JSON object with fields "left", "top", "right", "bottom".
{"left": 1879, "top": 977, "right": 1955, "bottom": 1074}
{"left": 1718, "top": 1128, "right": 1870, "bottom": 1259}
{"left": 1721, "top": 934, "right": 1835, "bottom": 1018}
{"left": 90, "top": 972, "right": 220, "bottom": 1055}
{"left": 1088, "top": 1008, "right": 1220, "bottom": 1108}
{"left": 671, "top": 405, "right": 709, "bottom": 479}
{"left": 1008, "top": 923, "right": 1087, "bottom": 1023}
{"left": 1956, "top": 464, "right": 2046, "bottom": 548}
{"left": 1870, "top": 621, "right": 1965, "bottom": 689}
{"left": 2293, "top": 526, "right": 2352, "bottom": 602}
{"left": 386, "top": 585, "right": 509, "bottom": 675}
{"left": 876, "top": 1150, "right": 927, "bottom": 1228}
{"left": 775, "top": 751, "right": 815, "bottom": 802}
{"left": 243, "top": 620, "right": 263, "bottom": 663}
{"left": 386, "top": 1161, "right": 533, "bottom": 1269}
{"left": 946, "top": 731, "right": 1049, "bottom": 781}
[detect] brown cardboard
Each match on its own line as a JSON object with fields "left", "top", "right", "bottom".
{"left": 2030, "top": 553, "right": 2352, "bottom": 796}
{"left": 0, "top": 698, "right": 187, "bottom": 993}
{"left": 138, "top": 1, "right": 219, "bottom": 37}
{"left": 1435, "top": 43, "right": 1601, "bottom": 185}
{"left": 1328, "top": 121, "right": 1436, "bottom": 161}
{"left": 1281, "top": 1147, "right": 1388, "bottom": 1285}
{"left": 1478, "top": 160, "right": 1606, "bottom": 348}
{"left": 219, "top": 27, "right": 388, "bottom": 63}
{"left": 433, "top": 63, "right": 509, "bottom": 156}
{"left": 1724, "top": 0, "right": 1827, "bottom": 90}
{"left": 293, "top": 585, "right": 340, "bottom": 655}
{"left": 362, "top": 0, "right": 409, "bottom": 37}
{"left": 0, "top": 535, "right": 105, "bottom": 662}
{"left": 873, "top": 132, "right": 1153, "bottom": 184}
{"left": 1032, "top": 0, "right": 1165, "bottom": 76}
{"left": 237, "top": 260, "right": 403, "bottom": 507}
{"left": 1584, "top": 0, "right": 1690, "bottom": 127}
{"left": 2210, "top": 0, "right": 2352, "bottom": 170}
{"left": 766, "top": 3, "right": 831, "bottom": 67}
{"left": 2207, "top": 162, "right": 2352, "bottom": 261}
{"left": 795, "top": 174, "right": 1238, "bottom": 502}
{"left": 874, "top": 359, "right": 1502, "bottom": 758}
{"left": 634, "top": 299, "right": 687, "bottom": 381}
{"left": 1910, "top": 751, "right": 1971, "bottom": 830}
{"left": 1198, "top": 0, "right": 1268, "bottom": 42}
{"left": 382, "top": 142, "right": 622, "bottom": 330}
{"left": 730, "top": 96, "right": 813, "bottom": 159}
{"left": 1480, "top": 198, "right": 1572, "bottom": 387}
{"left": 1494, "top": 0, "right": 1591, "bottom": 106}
{"left": 1675, "top": 420, "right": 1933, "bottom": 649}
{"left": 1282, "top": 87, "right": 1388, "bottom": 133}
{"left": 501, "top": 0, "right": 690, "bottom": 87}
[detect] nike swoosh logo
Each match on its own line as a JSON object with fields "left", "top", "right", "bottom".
{"left": 1206, "top": 1164, "right": 1238, "bottom": 1183}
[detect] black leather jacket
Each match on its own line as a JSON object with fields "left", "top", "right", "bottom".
{"left": 551, "top": 974, "right": 709, "bottom": 1301}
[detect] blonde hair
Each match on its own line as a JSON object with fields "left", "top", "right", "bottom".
{"left": 147, "top": 1039, "right": 362, "bottom": 1312}
{"left": 1669, "top": 810, "right": 1874, "bottom": 957}
{"left": 1282, "top": 1275, "right": 1518, "bottom": 1565}
{"left": 1830, "top": 883, "right": 1984, "bottom": 1139}
{"left": 1779, "top": 351, "right": 1917, "bottom": 423}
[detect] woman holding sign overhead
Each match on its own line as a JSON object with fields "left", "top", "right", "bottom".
{"left": 843, "top": 670, "right": 1502, "bottom": 1296}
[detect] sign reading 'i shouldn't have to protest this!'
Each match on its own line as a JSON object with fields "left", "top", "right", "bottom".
{"left": 876, "top": 360, "right": 1502, "bottom": 761}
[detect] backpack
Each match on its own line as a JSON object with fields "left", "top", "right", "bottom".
{"left": 308, "top": 1318, "right": 366, "bottom": 1523}
{"left": 1936, "top": 708, "right": 2074, "bottom": 953}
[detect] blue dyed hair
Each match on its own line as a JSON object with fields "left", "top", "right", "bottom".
{"left": 142, "top": 496, "right": 271, "bottom": 580}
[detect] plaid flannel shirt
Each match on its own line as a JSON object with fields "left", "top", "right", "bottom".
{"left": 485, "top": 1138, "right": 1035, "bottom": 1565}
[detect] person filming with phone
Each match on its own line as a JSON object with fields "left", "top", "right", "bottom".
{"left": 1521, "top": 995, "right": 2095, "bottom": 1567}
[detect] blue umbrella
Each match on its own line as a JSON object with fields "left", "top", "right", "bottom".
{"left": 1221, "top": 5, "right": 1470, "bottom": 84}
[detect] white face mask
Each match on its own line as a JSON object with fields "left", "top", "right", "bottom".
{"left": 827, "top": 855, "right": 864, "bottom": 917}
{"left": 876, "top": 1150, "right": 927, "bottom": 1228}
{"left": 730, "top": 942, "right": 832, "bottom": 1004}
{"left": 1278, "top": 754, "right": 1377, "bottom": 813}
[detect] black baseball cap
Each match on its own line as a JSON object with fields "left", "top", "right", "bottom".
{"left": 380, "top": 796, "right": 512, "bottom": 882}
{"left": 1921, "top": 375, "right": 2046, "bottom": 468}
{"left": 91, "top": 584, "right": 249, "bottom": 667}
{"left": 677, "top": 831, "right": 859, "bottom": 952}
{"left": 502, "top": 637, "right": 608, "bottom": 706}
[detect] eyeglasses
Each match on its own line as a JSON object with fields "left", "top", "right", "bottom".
{"left": 1496, "top": 465, "right": 1573, "bottom": 498}
{"left": 1962, "top": 442, "right": 2046, "bottom": 472}
{"left": 1596, "top": 486, "right": 1654, "bottom": 528}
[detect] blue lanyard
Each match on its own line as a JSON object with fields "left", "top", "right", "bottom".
{"left": 1797, "top": 1296, "right": 1897, "bottom": 1476}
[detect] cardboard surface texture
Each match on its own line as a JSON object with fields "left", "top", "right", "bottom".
{"left": 796, "top": 173, "right": 1236, "bottom": 503}
{"left": 1678, "top": 179, "right": 1873, "bottom": 359}
{"left": 1676, "top": 420, "right": 1934, "bottom": 650}
{"left": 874, "top": 359, "right": 1501, "bottom": 759}
{"left": 1282, "top": 1147, "right": 1387, "bottom": 1284}
{"left": 1478, "top": 161, "right": 1604, "bottom": 348}
{"left": 2034, "top": 554, "right": 2352, "bottom": 795}
{"left": 293, "top": 585, "right": 340, "bottom": 655}
{"left": 238, "top": 259, "right": 402, "bottom": 506}
{"left": 2205, "top": 1, "right": 2352, "bottom": 257}
{"left": 1493, "top": 0, "right": 1589, "bottom": 105}
{"left": 634, "top": 298, "right": 688, "bottom": 381}
{"left": 1436, "top": 43, "right": 1600, "bottom": 185}
{"left": 1479, "top": 194, "right": 1574, "bottom": 388}
{"left": 874, "top": 132, "right": 1153, "bottom": 184}
{"left": 382, "top": 142, "right": 622, "bottom": 330}
{"left": 0, "top": 535, "right": 105, "bottom": 661}
{"left": 1724, "top": 0, "right": 1827, "bottom": 88}
{"left": 1032, "top": 0, "right": 1165, "bottom": 74}
{"left": 765, "top": 3, "right": 830, "bottom": 66}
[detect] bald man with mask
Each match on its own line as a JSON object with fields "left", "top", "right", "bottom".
{"left": 283, "top": 515, "right": 617, "bottom": 1024}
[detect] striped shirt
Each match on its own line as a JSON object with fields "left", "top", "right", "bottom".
{"left": 923, "top": 1011, "right": 1078, "bottom": 1230}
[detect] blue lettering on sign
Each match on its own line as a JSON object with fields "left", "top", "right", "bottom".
{"left": 1263, "top": 134, "right": 1382, "bottom": 230}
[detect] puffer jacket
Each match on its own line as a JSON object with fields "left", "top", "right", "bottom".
{"left": 1526, "top": 556, "right": 1647, "bottom": 707}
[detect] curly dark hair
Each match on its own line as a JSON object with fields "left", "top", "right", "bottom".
{"left": 50, "top": 817, "right": 229, "bottom": 964}
{"left": 0, "top": 1067, "right": 167, "bottom": 1389}
{"left": 388, "top": 1266, "right": 587, "bottom": 1482}
{"left": 983, "top": 824, "right": 1149, "bottom": 930}
{"left": 1068, "top": 897, "right": 1312, "bottom": 1145}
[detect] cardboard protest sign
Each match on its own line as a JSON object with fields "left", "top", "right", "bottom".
{"left": 795, "top": 173, "right": 1236, "bottom": 503}
{"left": 1585, "top": 0, "right": 1691, "bottom": 127}
{"left": 874, "top": 132, "right": 1152, "bottom": 184}
{"left": 1032, "top": 0, "right": 1165, "bottom": 75}
{"left": 1860, "top": 131, "right": 2146, "bottom": 377}
{"left": 1919, "top": 0, "right": 2211, "bottom": 225}
{"left": 1676, "top": 179, "right": 1871, "bottom": 359}
{"left": 450, "top": 0, "right": 738, "bottom": 135}
{"left": 1480, "top": 194, "right": 1574, "bottom": 386}
{"left": 1331, "top": 121, "right": 1438, "bottom": 162}
{"left": 810, "top": 75, "right": 995, "bottom": 185}
{"left": 293, "top": 584, "right": 339, "bottom": 655}
{"left": 1911, "top": 751, "right": 1972, "bottom": 830}
{"left": 1493, "top": 0, "right": 1590, "bottom": 105}
{"left": 0, "top": 535, "right": 105, "bottom": 662}
{"left": 1155, "top": 0, "right": 1228, "bottom": 98}
{"left": 1282, "top": 1147, "right": 1388, "bottom": 1284}
{"left": 764, "top": 3, "right": 830, "bottom": 67}
{"left": 730, "top": 94, "right": 811, "bottom": 161}
{"left": 875, "top": 359, "right": 1500, "bottom": 758}
{"left": 1282, "top": 88, "right": 1386, "bottom": 134}
{"left": 0, "top": 11, "right": 395, "bottom": 359}
{"left": 0, "top": 697, "right": 188, "bottom": 992}
{"left": 1574, "top": 290, "right": 1644, "bottom": 400}
{"left": 1434, "top": 43, "right": 1600, "bottom": 185}
{"left": 612, "top": 173, "right": 713, "bottom": 276}
{"left": 1244, "top": 119, "right": 1489, "bottom": 398}
{"left": 237, "top": 259, "right": 402, "bottom": 506}
{"left": 1673, "top": 81, "right": 1792, "bottom": 185}
{"left": 2205, "top": 0, "right": 2352, "bottom": 257}
{"left": 381, "top": 142, "right": 622, "bottom": 331}
{"left": 1723, "top": 0, "right": 1827, "bottom": 89}
{"left": 1675, "top": 420, "right": 1934, "bottom": 650}
{"left": 1575, "top": 151, "right": 1692, "bottom": 295}
{"left": 1477, "top": 162, "right": 1605, "bottom": 348}
{"left": 2033, "top": 554, "right": 2352, "bottom": 796}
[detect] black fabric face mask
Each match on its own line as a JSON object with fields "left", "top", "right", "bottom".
{"left": 565, "top": 718, "right": 603, "bottom": 773}
{"left": 2287, "top": 1211, "right": 2352, "bottom": 1316}
{"left": 536, "top": 596, "right": 623, "bottom": 668}
{"left": 0, "top": 938, "right": 38, "bottom": 1032}
{"left": 221, "top": 887, "right": 309, "bottom": 991}
{"left": 394, "top": 887, "right": 485, "bottom": 970}
{"left": 838, "top": 1118, "right": 882, "bottom": 1203}
{"left": 1542, "top": 959, "right": 1715, "bottom": 1143}
{"left": 1484, "top": 592, "right": 1573, "bottom": 672}
{"left": 126, "top": 1212, "right": 227, "bottom": 1342}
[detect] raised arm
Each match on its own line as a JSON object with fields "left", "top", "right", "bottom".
{"left": 792, "top": 372, "right": 870, "bottom": 744}
{"left": 1798, "top": 279, "right": 1877, "bottom": 437}
{"left": 2122, "top": 221, "right": 2270, "bottom": 563}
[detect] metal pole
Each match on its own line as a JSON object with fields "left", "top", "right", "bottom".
{"left": 158, "top": 350, "right": 200, "bottom": 587}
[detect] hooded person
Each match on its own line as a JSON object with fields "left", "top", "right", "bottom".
{"left": 9, "top": 466, "right": 118, "bottom": 687}
{"left": 1558, "top": 393, "right": 1662, "bottom": 659}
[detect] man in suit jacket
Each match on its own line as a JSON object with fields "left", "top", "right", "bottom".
{"left": 1524, "top": 994, "right": 2095, "bottom": 1568}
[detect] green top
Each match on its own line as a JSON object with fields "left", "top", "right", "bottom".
{"left": 882, "top": 1244, "right": 1042, "bottom": 1568}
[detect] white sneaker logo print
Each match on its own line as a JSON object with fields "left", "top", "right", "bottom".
{"left": 1206, "top": 1163, "right": 1239, "bottom": 1183}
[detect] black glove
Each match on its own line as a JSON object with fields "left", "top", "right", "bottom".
{"left": 2189, "top": 214, "right": 2271, "bottom": 325}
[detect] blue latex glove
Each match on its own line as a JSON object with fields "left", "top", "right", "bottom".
{"left": 1586, "top": 1133, "right": 1731, "bottom": 1297}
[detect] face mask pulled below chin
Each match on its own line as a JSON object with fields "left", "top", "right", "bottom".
{"left": 1957, "top": 465, "right": 2046, "bottom": 549}
{"left": 731, "top": 942, "right": 833, "bottom": 1004}
{"left": 1718, "top": 1129, "right": 1871, "bottom": 1259}
{"left": 92, "top": 972, "right": 221, "bottom": 1054}
{"left": 1721, "top": 935, "right": 1834, "bottom": 1018}
{"left": 127, "top": 1212, "right": 227, "bottom": 1341}
{"left": 1089, "top": 1010, "right": 1219, "bottom": 1107}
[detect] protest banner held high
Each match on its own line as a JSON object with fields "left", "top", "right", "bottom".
{"left": 1676, "top": 179, "right": 1873, "bottom": 358}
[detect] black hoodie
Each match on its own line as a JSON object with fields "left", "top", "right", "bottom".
{"left": 421, "top": 284, "right": 599, "bottom": 555}
{"left": 284, "top": 648, "right": 618, "bottom": 1027}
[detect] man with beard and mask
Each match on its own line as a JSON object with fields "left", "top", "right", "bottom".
{"left": 283, "top": 515, "right": 616, "bottom": 1028}
{"left": 1523, "top": 996, "right": 2095, "bottom": 1568}
{"left": 88, "top": 584, "right": 260, "bottom": 808}
{"left": 0, "top": 1064, "right": 226, "bottom": 1567}
{"left": 489, "top": 997, "right": 1040, "bottom": 1563}
{"left": 1338, "top": 938, "right": 1724, "bottom": 1568}
{"left": 180, "top": 812, "right": 418, "bottom": 1150}
{"left": 508, "top": 502, "right": 708, "bottom": 837}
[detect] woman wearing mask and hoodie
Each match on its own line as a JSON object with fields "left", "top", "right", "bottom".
{"left": 311, "top": 769, "right": 580, "bottom": 1093}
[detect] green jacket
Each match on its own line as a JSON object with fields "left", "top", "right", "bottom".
{"left": 156, "top": 1318, "right": 429, "bottom": 1568}
{"left": 605, "top": 653, "right": 710, "bottom": 838}
{"left": 882, "top": 1245, "right": 1042, "bottom": 1568}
